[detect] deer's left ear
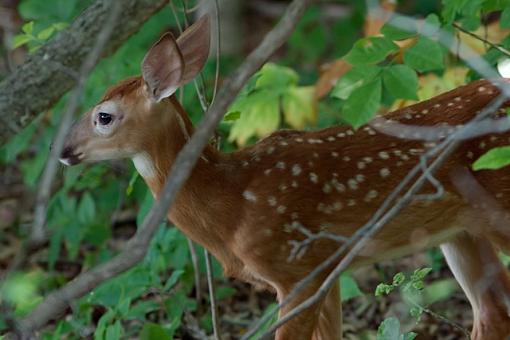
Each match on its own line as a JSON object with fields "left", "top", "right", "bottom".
{"left": 177, "top": 15, "right": 211, "bottom": 83}
{"left": 141, "top": 32, "right": 184, "bottom": 102}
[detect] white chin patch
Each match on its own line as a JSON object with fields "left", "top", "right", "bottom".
{"left": 132, "top": 152, "right": 156, "bottom": 179}
{"left": 59, "top": 158, "right": 72, "bottom": 166}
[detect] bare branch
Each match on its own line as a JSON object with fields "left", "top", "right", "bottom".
{"left": 205, "top": 249, "right": 221, "bottom": 340}
{"left": 0, "top": 0, "right": 169, "bottom": 145}
{"left": 16, "top": 0, "right": 313, "bottom": 333}
{"left": 453, "top": 22, "right": 510, "bottom": 58}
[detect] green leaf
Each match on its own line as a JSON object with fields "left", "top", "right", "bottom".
{"left": 502, "top": 7, "right": 510, "bottom": 29}
{"left": 215, "top": 286, "right": 237, "bottom": 300}
{"left": 422, "top": 14, "right": 442, "bottom": 38}
{"left": 78, "top": 192, "right": 96, "bottom": 225}
{"left": 344, "top": 37, "right": 399, "bottom": 65}
{"left": 340, "top": 273, "right": 363, "bottom": 301}
{"left": 392, "top": 272, "right": 406, "bottom": 286}
{"left": 21, "top": 21, "right": 34, "bottom": 34}
{"left": 140, "top": 323, "right": 171, "bottom": 340}
{"left": 375, "top": 283, "right": 394, "bottom": 297}
{"left": 331, "top": 65, "right": 381, "bottom": 100}
{"left": 105, "top": 320, "right": 122, "bottom": 340}
{"left": 37, "top": 26, "right": 55, "bottom": 40}
{"left": 423, "top": 278, "right": 459, "bottom": 305}
{"left": 21, "top": 144, "right": 50, "bottom": 187}
{"left": 163, "top": 269, "right": 184, "bottom": 291}
{"left": 412, "top": 281, "right": 425, "bottom": 290}
{"left": 282, "top": 86, "right": 316, "bottom": 129}
{"left": 341, "top": 78, "right": 382, "bottom": 128}
{"left": 0, "top": 272, "right": 43, "bottom": 314}
{"left": 411, "top": 267, "right": 432, "bottom": 281}
{"left": 52, "top": 22, "right": 69, "bottom": 30}
{"left": 473, "top": 146, "right": 510, "bottom": 170}
{"left": 223, "top": 111, "right": 241, "bottom": 122}
{"left": 126, "top": 170, "right": 139, "bottom": 196}
{"left": 403, "top": 332, "right": 418, "bottom": 340}
{"left": 12, "top": 34, "right": 32, "bottom": 48}
{"left": 404, "top": 37, "right": 444, "bottom": 72}
{"left": 255, "top": 63, "right": 299, "bottom": 90}
{"left": 410, "top": 306, "right": 423, "bottom": 320}
{"left": 0, "top": 114, "right": 41, "bottom": 163}
{"left": 383, "top": 65, "right": 418, "bottom": 100}
{"left": 381, "top": 20, "right": 417, "bottom": 40}
{"left": 377, "top": 317, "right": 401, "bottom": 340}
{"left": 228, "top": 91, "right": 280, "bottom": 145}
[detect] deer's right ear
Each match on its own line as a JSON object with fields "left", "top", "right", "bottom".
{"left": 141, "top": 33, "right": 184, "bottom": 102}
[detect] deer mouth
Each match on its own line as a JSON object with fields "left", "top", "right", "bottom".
{"left": 59, "top": 146, "right": 83, "bottom": 166}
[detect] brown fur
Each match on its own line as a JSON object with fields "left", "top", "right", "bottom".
{"left": 64, "top": 76, "right": 510, "bottom": 339}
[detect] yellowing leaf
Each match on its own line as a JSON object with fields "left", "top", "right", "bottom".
{"left": 228, "top": 91, "right": 280, "bottom": 145}
{"left": 282, "top": 86, "right": 316, "bottom": 129}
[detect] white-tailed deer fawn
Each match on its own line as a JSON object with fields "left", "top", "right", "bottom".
{"left": 60, "top": 16, "right": 510, "bottom": 340}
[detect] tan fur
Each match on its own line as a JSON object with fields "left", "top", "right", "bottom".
{"left": 61, "top": 34, "right": 510, "bottom": 340}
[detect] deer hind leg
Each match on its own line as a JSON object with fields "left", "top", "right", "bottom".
{"left": 312, "top": 279, "right": 342, "bottom": 340}
{"left": 274, "top": 279, "right": 342, "bottom": 340}
{"left": 441, "top": 232, "right": 510, "bottom": 340}
{"left": 274, "top": 278, "right": 335, "bottom": 340}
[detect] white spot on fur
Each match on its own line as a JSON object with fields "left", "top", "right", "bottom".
{"left": 364, "top": 190, "right": 379, "bottom": 202}
{"left": 378, "top": 151, "right": 389, "bottom": 160}
{"left": 380, "top": 168, "right": 390, "bottom": 178}
{"left": 243, "top": 190, "right": 257, "bottom": 202}
{"left": 292, "top": 164, "right": 302, "bottom": 176}
{"left": 276, "top": 161, "right": 286, "bottom": 169}
{"left": 309, "top": 172, "right": 319, "bottom": 183}
{"left": 268, "top": 196, "right": 277, "bottom": 206}
{"left": 347, "top": 179, "right": 358, "bottom": 190}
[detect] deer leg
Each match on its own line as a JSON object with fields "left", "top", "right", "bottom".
{"left": 441, "top": 232, "right": 510, "bottom": 340}
{"left": 275, "top": 283, "right": 324, "bottom": 340}
{"left": 312, "top": 279, "right": 342, "bottom": 340}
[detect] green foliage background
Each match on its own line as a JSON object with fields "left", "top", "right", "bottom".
{"left": 2, "top": 0, "right": 510, "bottom": 338}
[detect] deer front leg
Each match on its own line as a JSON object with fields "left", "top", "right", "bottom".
{"left": 441, "top": 232, "right": 510, "bottom": 340}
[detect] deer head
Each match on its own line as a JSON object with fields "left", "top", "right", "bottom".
{"left": 59, "top": 16, "right": 210, "bottom": 167}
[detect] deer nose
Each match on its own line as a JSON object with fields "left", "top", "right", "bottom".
{"left": 61, "top": 146, "right": 74, "bottom": 159}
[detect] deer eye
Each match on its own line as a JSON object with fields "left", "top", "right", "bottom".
{"left": 98, "top": 112, "right": 113, "bottom": 125}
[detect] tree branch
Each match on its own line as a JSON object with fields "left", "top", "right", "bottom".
{"left": 0, "top": 0, "right": 168, "bottom": 145}
{"left": 17, "top": 0, "right": 313, "bottom": 333}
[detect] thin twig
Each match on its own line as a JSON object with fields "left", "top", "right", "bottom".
{"left": 204, "top": 249, "right": 221, "bottom": 340}
{"left": 453, "top": 22, "right": 510, "bottom": 58}
{"left": 16, "top": 0, "right": 312, "bottom": 333}
{"left": 406, "top": 297, "right": 470, "bottom": 338}
{"left": 187, "top": 238, "right": 203, "bottom": 308}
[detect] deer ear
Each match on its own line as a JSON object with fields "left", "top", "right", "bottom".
{"left": 141, "top": 32, "right": 184, "bottom": 102}
{"left": 177, "top": 15, "right": 210, "bottom": 83}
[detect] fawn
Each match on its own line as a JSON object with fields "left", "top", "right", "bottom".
{"left": 60, "top": 16, "right": 510, "bottom": 339}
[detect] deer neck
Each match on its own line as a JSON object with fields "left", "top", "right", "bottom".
{"left": 132, "top": 97, "right": 239, "bottom": 256}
